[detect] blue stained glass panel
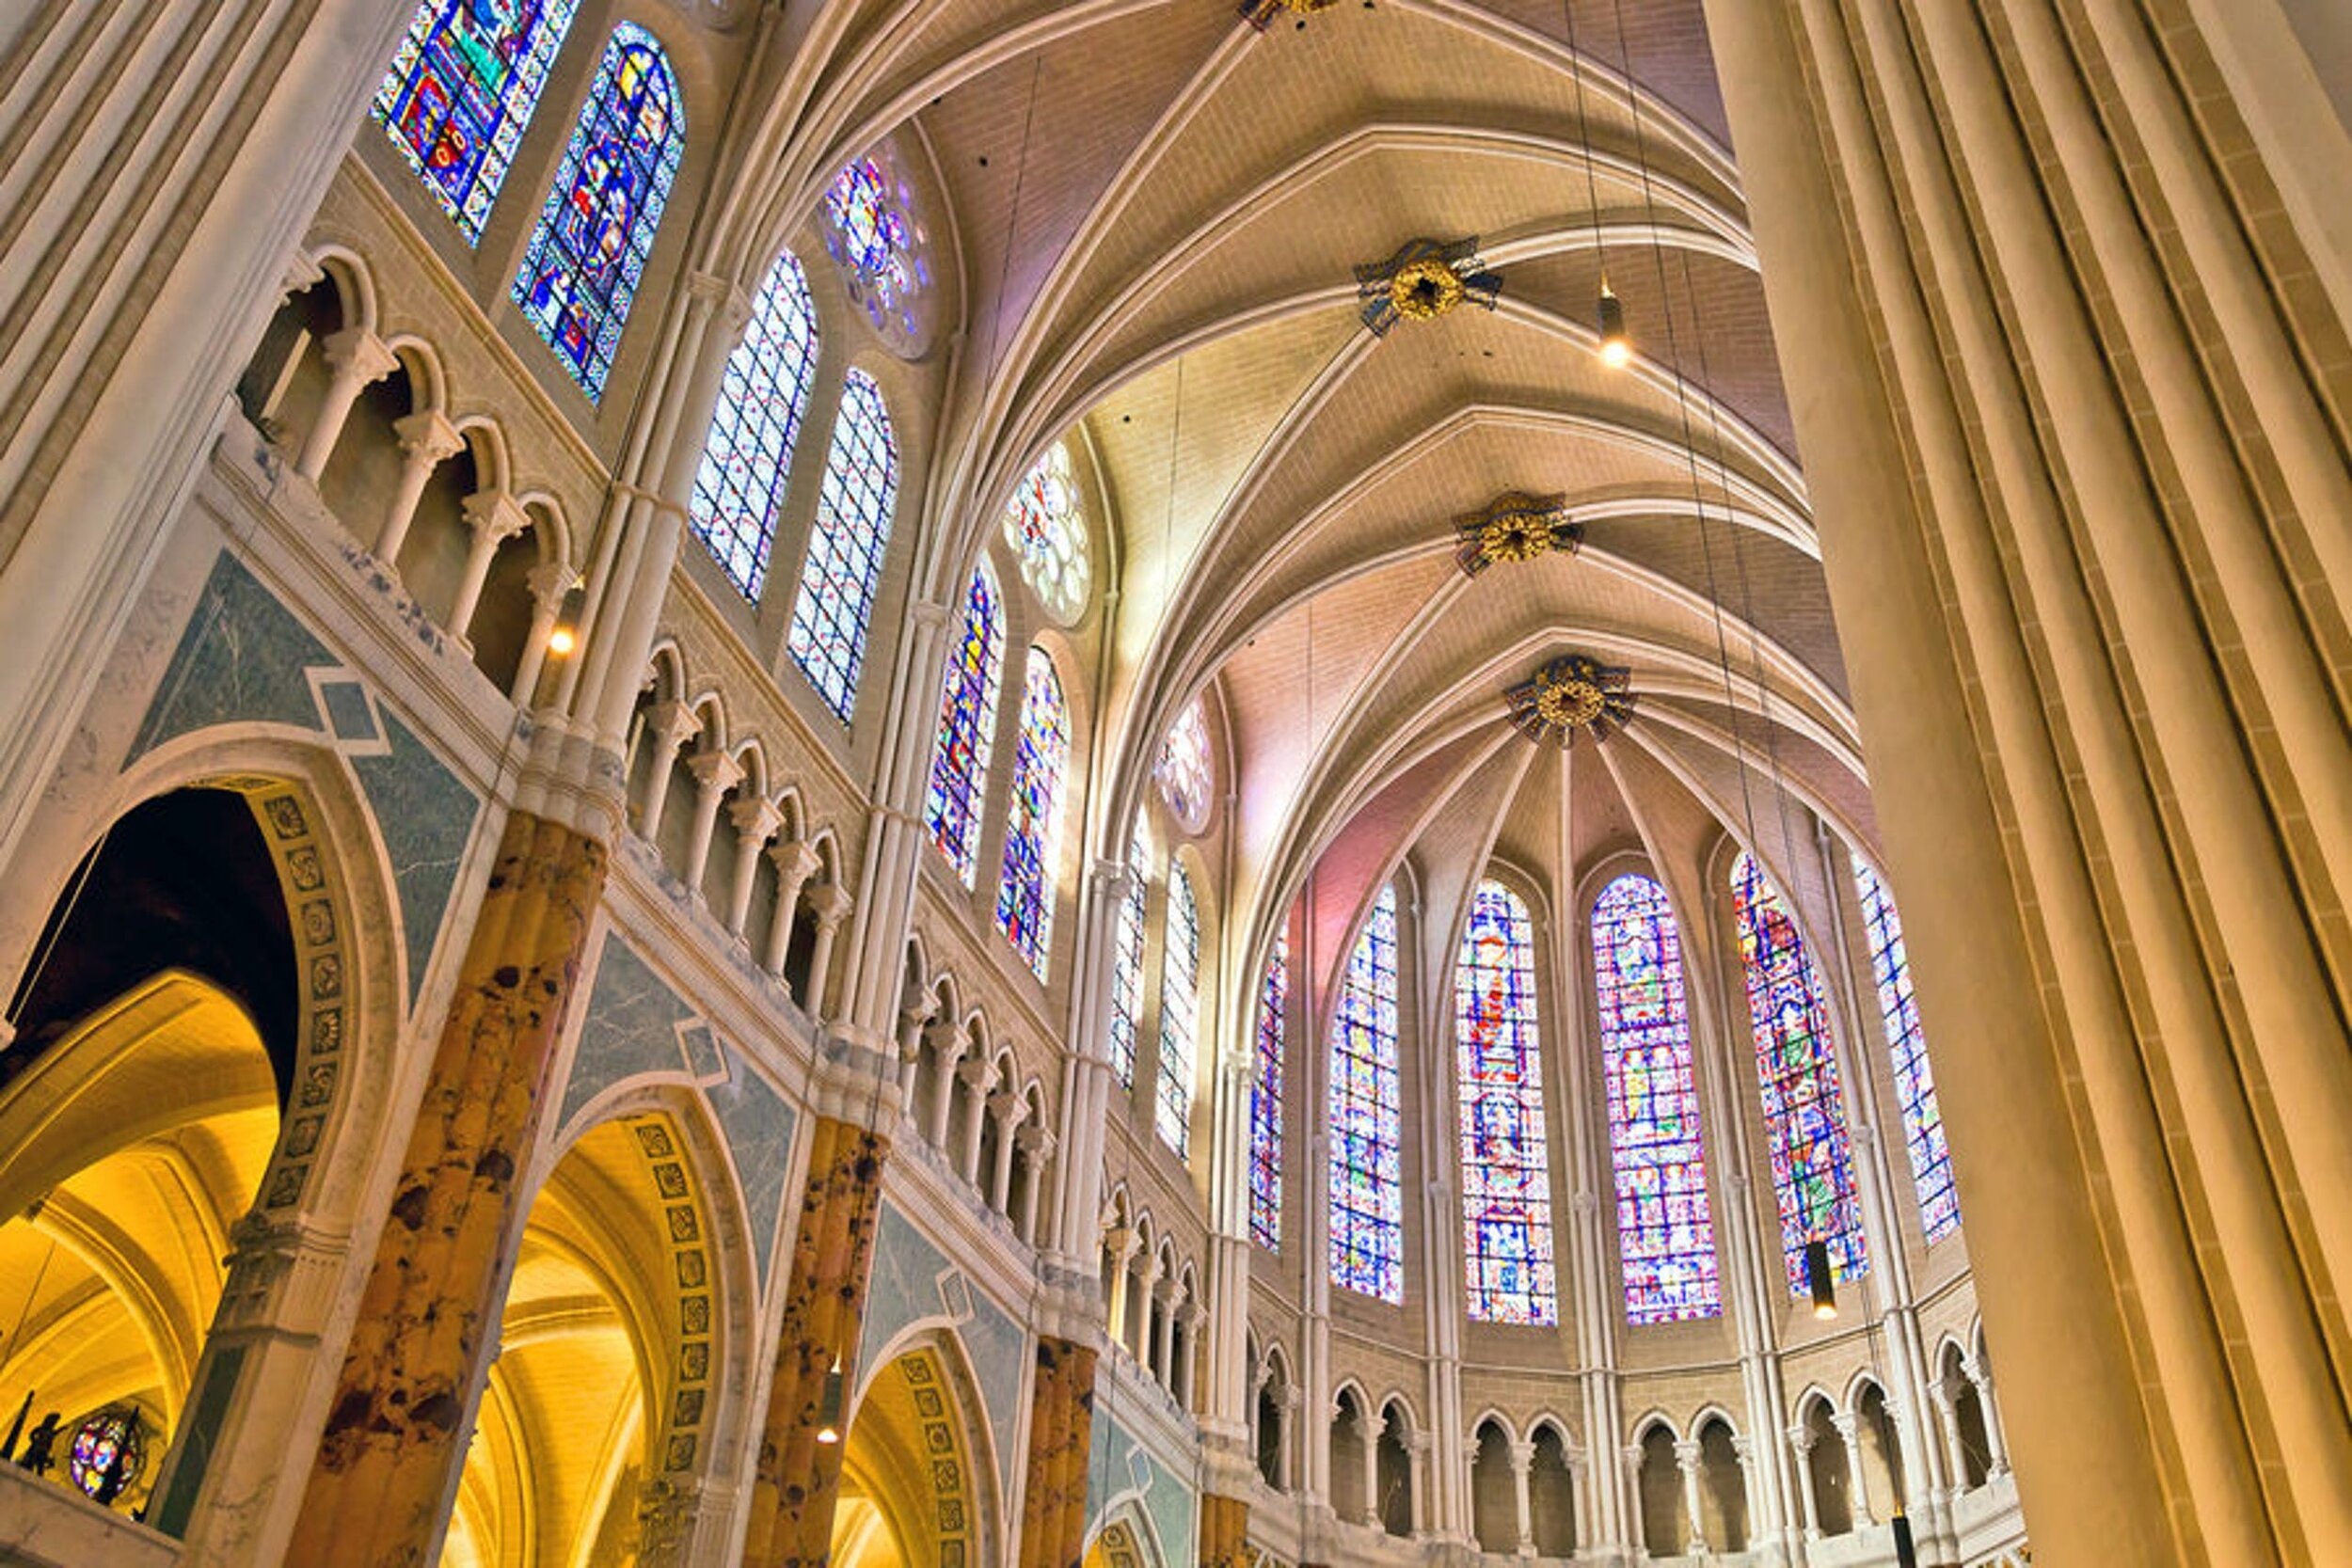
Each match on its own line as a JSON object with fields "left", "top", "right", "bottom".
{"left": 787, "top": 371, "right": 898, "bottom": 721}
{"left": 1732, "top": 853, "right": 1869, "bottom": 1293}
{"left": 1249, "top": 932, "right": 1289, "bottom": 1250}
{"left": 510, "top": 24, "right": 682, "bottom": 399}
{"left": 1108, "top": 832, "right": 1150, "bottom": 1089}
{"left": 1455, "top": 881, "right": 1557, "bottom": 1325}
{"left": 994, "top": 650, "right": 1069, "bottom": 977}
{"left": 924, "top": 563, "right": 1006, "bottom": 887}
{"left": 689, "top": 250, "right": 819, "bottom": 601}
{"left": 1156, "top": 864, "right": 1201, "bottom": 1158}
{"left": 1591, "top": 874, "right": 1723, "bottom": 1324}
{"left": 375, "top": 0, "right": 581, "bottom": 243}
{"left": 1852, "top": 855, "right": 1962, "bottom": 1243}
{"left": 1329, "top": 885, "right": 1403, "bottom": 1303}
{"left": 820, "top": 154, "right": 931, "bottom": 342}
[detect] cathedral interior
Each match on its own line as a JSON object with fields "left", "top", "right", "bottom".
{"left": 0, "top": 0, "right": 2347, "bottom": 1564}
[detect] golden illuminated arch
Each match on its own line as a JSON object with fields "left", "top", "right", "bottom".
{"left": 829, "top": 1344, "right": 986, "bottom": 1568}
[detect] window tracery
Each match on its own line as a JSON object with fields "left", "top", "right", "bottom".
{"left": 818, "top": 150, "right": 932, "bottom": 352}
{"left": 1852, "top": 854, "right": 1961, "bottom": 1243}
{"left": 924, "top": 562, "right": 1006, "bottom": 886}
{"left": 1592, "top": 874, "right": 1722, "bottom": 1324}
{"left": 1455, "top": 880, "right": 1557, "bottom": 1325}
{"left": 510, "top": 23, "right": 682, "bottom": 399}
{"left": 1156, "top": 863, "right": 1201, "bottom": 1158}
{"left": 1002, "top": 444, "right": 1091, "bottom": 623}
{"left": 1249, "top": 932, "right": 1289, "bottom": 1250}
{"left": 1329, "top": 884, "right": 1403, "bottom": 1303}
{"left": 994, "top": 650, "right": 1069, "bottom": 977}
{"left": 689, "top": 250, "right": 820, "bottom": 601}
{"left": 787, "top": 370, "right": 898, "bottom": 721}
{"left": 376, "top": 0, "right": 580, "bottom": 243}
{"left": 1155, "top": 698, "right": 1214, "bottom": 829}
{"left": 1731, "top": 852, "right": 1869, "bottom": 1293}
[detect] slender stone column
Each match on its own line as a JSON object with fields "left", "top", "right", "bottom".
{"left": 507, "top": 561, "right": 574, "bottom": 709}
{"left": 447, "top": 490, "right": 532, "bottom": 649}
{"left": 1675, "top": 1439, "right": 1707, "bottom": 1553}
{"left": 1963, "top": 1357, "right": 2009, "bottom": 1479}
{"left": 376, "top": 411, "right": 464, "bottom": 566}
{"left": 722, "top": 799, "right": 783, "bottom": 937}
{"left": 1152, "top": 1277, "right": 1181, "bottom": 1389}
{"left": 1508, "top": 1438, "right": 1536, "bottom": 1554}
{"left": 956, "top": 1053, "right": 998, "bottom": 1187}
{"left": 1102, "top": 1227, "right": 1140, "bottom": 1348}
{"left": 286, "top": 811, "right": 606, "bottom": 1565}
{"left": 803, "top": 883, "right": 852, "bottom": 1021}
{"left": 1788, "top": 1425, "right": 1822, "bottom": 1539}
{"left": 926, "top": 1026, "right": 969, "bottom": 1150}
{"left": 1175, "top": 1299, "right": 1203, "bottom": 1411}
{"left": 1132, "top": 1253, "right": 1163, "bottom": 1366}
{"left": 676, "top": 749, "right": 744, "bottom": 895}
{"left": 1014, "top": 1124, "right": 1053, "bottom": 1244}
{"left": 632, "top": 702, "right": 701, "bottom": 842}
{"left": 1359, "top": 1405, "right": 1380, "bottom": 1528}
{"left": 1831, "top": 1413, "right": 1873, "bottom": 1528}
{"left": 738, "top": 1115, "right": 889, "bottom": 1567}
{"left": 295, "top": 326, "right": 397, "bottom": 481}
{"left": 986, "top": 1088, "right": 1023, "bottom": 1212}
{"left": 1017, "top": 1338, "right": 1099, "bottom": 1568}
{"left": 1931, "top": 1386, "right": 1970, "bottom": 1498}
{"left": 762, "top": 840, "right": 821, "bottom": 976}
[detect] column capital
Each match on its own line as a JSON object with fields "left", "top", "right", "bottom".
{"left": 321, "top": 324, "right": 398, "bottom": 384}
{"left": 1673, "top": 1438, "right": 1703, "bottom": 1472}
{"left": 1505, "top": 1439, "right": 1536, "bottom": 1476}
{"left": 986, "top": 1085, "right": 1025, "bottom": 1122}
{"left": 728, "top": 796, "right": 785, "bottom": 843}
{"left": 526, "top": 559, "right": 577, "bottom": 611}
{"left": 767, "top": 837, "right": 824, "bottom": 883}
{"left": 908, "top": 598, "right": 951, "bottom": 632}
{"left": 683, "top": 268, "right": 754, "bottom": 331}
{"left": 686, "top": 747, "right": 745, "bottom": 795}
{"left": 461, "top": 488, "right": 534, "bottom": 546}
{"left": 1089, "top": 857, "right": 1136, "bottom": 899}
{"left": 645, "top": 698, "right": 704, "bottom": 751}
{"left": 1014, "top": 1122, "right": 1056, "bottom": 1158}
{"left": 955, "top": 1053, "right": 1000, "bottom": 1093}
{"left": 808, "top": 881, "right": 854, "bottom": 929}
{"left": 392, "top": 407, "right": 465, "bottom": 463}
{"left": 1787, "top": 1422, "right": 1817, "bottom": 1455}
{"left": 1829, "top": 1411, "right": 1862, "bottom": 1443}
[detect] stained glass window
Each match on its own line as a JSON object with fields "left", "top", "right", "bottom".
{"left": 787, "top": 371, "right": 898, "bottom": 721}
{"left": 924, "top": 562, "right": 1006, "bottom": 887}
{"left": 1108, "top": 832, "right": 1150, "bottom": 1089}
{"left": 1249, "top": 932, "right": 1289, "bottom": 1250}
{"left": 1155, "top": 698, "right": 1214, "bottom": 827}
{"left": 1329, "top": 885, "right": 1403, "bottom": 1303}
{"left": 1731, "top": 852, "right": 1869, "bottom": 1293}
{"left": 1591, "top": 874, "right": 1722, "bottom": 1324}
{"left": 375, "top": 0, "right": 580, "bottom": 243}
{"left": 689, "top": 250, "right": 819, "bottom": 601}
{"left": 819, "top": 151, "right": 931, "bottom": 346}
{"left": 510, "top": 24, "right": 683, "bottom": 399}
{"left": 1455, "top": 881, "right": 1557, "bottom": 1325}
{"left": 68, "top": 1407, "right": 145, "bottom": 1501}
{"left": 1852, "top": 855, "right": 1962, "bottom": 1243}
{"left": 1003, "top": 444, "right": 1091, "bottom": 623}
{"left": 995, "top": 650, "right": 1069, "bottom": 976}
{"left": 1156, "top": 863, "right": 1201, "bottom": 1158}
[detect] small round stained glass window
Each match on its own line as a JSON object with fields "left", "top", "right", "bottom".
{"left": 68, "top": 1406, "right": 145, "bottom": 1501}
{"left": 1154, "top": 697, "right": 1214, "bottom": 831}
{"left": 1002, "top": 444, "right": 1091, "bottom": 623}
{"left": 818, "top": 147, "right": 933, "bottom": 357}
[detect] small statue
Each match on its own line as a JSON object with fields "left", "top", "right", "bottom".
{"left": 16, "top": 1413, "right": 62, "bottom": 1476}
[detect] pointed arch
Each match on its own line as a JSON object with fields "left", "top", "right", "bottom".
{"left": 787, "top": 369, "right": 898, "bottom": 721}
{"left": 509, "top": 23, "right": 684, "bottom": 399}
{"left": 1328, "top": 883, "right": 1402, "bottom": 1303}
{"left": 1454, "top": 879, "right": 1556, "bottom": 1325}
{"left": 374, "top": 0, "right": 581, "bottom": 243}
{"left": 690, "top": 249, "right": 821, "bottom": 601}
{"left": 993, "top": 647, "right": 1070, "bottom": 977}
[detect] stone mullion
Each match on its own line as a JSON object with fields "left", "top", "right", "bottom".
{"left": 739, "top": 1116, "right": 887, "bottom": 1567}
{"left": 286, "top": 810, "right": 605, "bottom": 1566}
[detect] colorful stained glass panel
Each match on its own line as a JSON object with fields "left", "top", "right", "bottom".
{"left": 375, "top": 0, "right": 580, "bottom": 243}
{"left": 1852, "top": 855, "right": 1962, "bottom": 1243}
{"left": 689, "top": 250, "right": 819, "bottom": 601}
{"left": 1455, "top": 881, "right": 1558, "bottom": 1325}
{"left": 819, "top": 152, "right": 932, "bottom": 346}
{"left": 994, "top": 650, "right": 1069, "bottom": 977}
{"left": 1329, "top": 885, "right": 1404, "bottom": 1303}
{"left": 1108, "top": 832, "right": 1150, "bottom": 1089}
{"left": 1155, "top": 698, "right": 1213, "bottom": 827}
{"left": 1002, "top": 444, "right": 1091, "bottom": 623}
{"left": 510, "top": 24, "right": 682, "bottom": 399}
{"left": 1156, "top": 863, "right": 1200, "bottom": 1158}
{"left": 1732, "top": 853, "right": 1869, "bottom": 1293}
{"left": 1249, "top": 931, "right": 1289, "bottom": 1250}
{"left": 1591, "top": 874, "right": 1722, "bottom": 1324}
{"left": 924, "top": 563, "right": 1006, "bottom": 886}
{"left": 787, "top": 371, "right": 898, "bottom": 721}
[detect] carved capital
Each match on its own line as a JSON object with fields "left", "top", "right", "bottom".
{"left": 526, "top": 559, "right": 577, "bottom": 612}
{"left": 808, "top": 881, "right": 854, "bottom": 929}
{"left": 728, "top": 796, "right": 785, "bottom": 843}
{"left": 321, "top": 325, "right": 398, "bottom": 384}
{"left": 461, "top": 488, "right": 534, "bottom": 545}
{"left": 767, "top": 837, "right": 824, "bottom": 884}
{"left": 686, "top": 747, "right": 746, "bottom": 795}
{"left": 392, "top": 408, "right": 465, "bottom": 465}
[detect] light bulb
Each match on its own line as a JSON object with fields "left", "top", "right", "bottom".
{"left": 547, "top": 626, "right": 577, "bottom": 657}
{"left": 1597, "top": 280, "right": 1631, "bottom": 369}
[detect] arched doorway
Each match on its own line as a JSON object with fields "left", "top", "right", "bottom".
{"left": 827, "top": 1344, "right": 987, "bottom": 1568}
{"left": 441, "top": 1112, "right": 723, "bottom": 1567}
{"left": 0, "top": 786, "right": 325, "bottom": 1524}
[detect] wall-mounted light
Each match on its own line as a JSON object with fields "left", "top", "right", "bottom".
{"left": 1890, "top": 1511, "right": 1919, "bottom": 1568}
{"left": 815, "top": 1354, "right": 846, "bottom": 1445}
{"left": 1597, "top": 279, "right": 1631, "bottom": 369}
{"left": 546, "top": 625, "right": 577, "bottom": 657}
{"left": 1804, "top": 1239, "right": 1837, "bottom": 1321}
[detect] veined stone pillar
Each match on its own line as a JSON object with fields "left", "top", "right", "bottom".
{"left": 1019, "top": 1338, "right": 1099, "bottom": 1568}
{"left": 739, "top": 1114, "right": 888, "bottom": 1567}
{"left": 286, "top": 809, "right": 606, "bottom": 1565}
{"left": 1200, "top": 1490, "right": 1248, "bottom": 1567}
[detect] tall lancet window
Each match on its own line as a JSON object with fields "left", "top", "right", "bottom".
{"left": 994, "top": 650, "right": 1069, "bottom": 976}
{"left": 1329, "top": 885, "right": 1403, "bottom": 1303}
{"left": 1156, "top": 864, "right": 1201, "bottom": 1157}
{"left": 1852, "top": 855, "right": 1961, "bottom": 1243}
{"left": 689, "top": 250, "right": 819, "bottom": 600}
{"left": 376, "top": 0, "right": 580, "bottom": 243}
{"left": 1249, "top": 933, "right": 1289, "bottom": 1250}
{"left": 1454, "top": 881, "right": 1558, "bottom": 1325}
{"left": 924, "top": 562, "right": 1006, "bottom": 885}
{"left": 1731, "top": 852, "right": 1869, "bottom": 1292}
{"left": 787, "top": 371, "right": 898, "bottom": 721}
{"left": 1107, "top": 832, "right": 1150, "bottom": 1089}
{"left": 510, "top": 24, "right": 682, "bottom": 399}
{"left": 1591, "top": 874, "right": 1722, "bottom": 1324}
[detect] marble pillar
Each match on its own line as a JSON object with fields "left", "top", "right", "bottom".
{"left": 1019, "top": 1337, "right": 1099, "bottom": 1568}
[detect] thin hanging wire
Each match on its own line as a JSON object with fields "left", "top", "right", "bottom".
{"left": 983, "top": 56, "right": 1047, "bottom": 383}
{"left": 1562, "top": 0, "right": 1608, "bottom": 281}
{"left": 4, "top": 826, "right": 110, "bottom": 1038}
